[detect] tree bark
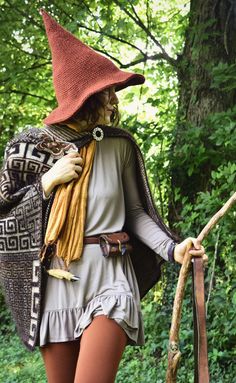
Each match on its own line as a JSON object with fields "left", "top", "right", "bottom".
{"left": 169, "top": 0, "right": 236, "bottom": 224}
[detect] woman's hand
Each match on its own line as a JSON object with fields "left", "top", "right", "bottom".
{"left": 174, "top": 237, "right": 208, "bottom": 265}
{"left": 41, "top": 152, "right": 83, "bottom": 197}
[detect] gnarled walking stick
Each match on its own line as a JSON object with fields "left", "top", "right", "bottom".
{"left": 166, "top": 191, "right": 236, "bottom": 383}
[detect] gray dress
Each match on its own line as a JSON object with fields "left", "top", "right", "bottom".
{"left": 39, "top": 137, "right": 173, "bottom": 346}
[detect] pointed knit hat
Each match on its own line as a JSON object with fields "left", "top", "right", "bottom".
{"left": 41, "top": 10, "right": 145, "bottom": 125}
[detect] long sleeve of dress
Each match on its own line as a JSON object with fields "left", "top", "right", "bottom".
{"left": 122, "top": 143, "right": 174, "bottom": 262}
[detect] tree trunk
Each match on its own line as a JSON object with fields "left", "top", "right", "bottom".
{"left": 169, "top": 0, "right": 236, "bottom": 224}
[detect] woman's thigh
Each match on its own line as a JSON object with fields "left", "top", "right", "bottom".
{"left": 74, "top": 315, "right": 127, "bottom": 383}
{"left": 40, "top": 340, "right": 80, "bottom": 383}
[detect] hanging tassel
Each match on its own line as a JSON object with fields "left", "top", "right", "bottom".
{"left": 47, "top": 268, "right": 80, "bottom": 281}
{"left": 39, "top": 242, "right": 57, "bottom": 262}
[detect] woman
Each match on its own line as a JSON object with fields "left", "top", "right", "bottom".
{"left": 0, "top": 11, "right": 207, "bottom": 383}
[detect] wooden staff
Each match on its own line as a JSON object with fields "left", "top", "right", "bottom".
{"left": 166, "top": 191, "right": 236, "bottom": 383}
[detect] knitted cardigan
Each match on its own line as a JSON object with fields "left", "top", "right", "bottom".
{"left": 0, "top": 124, "right": 175, "bottom": 351}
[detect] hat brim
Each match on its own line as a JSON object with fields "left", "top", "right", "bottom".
{"left": 44, "top": 72, "right": 145, "bottom": 125}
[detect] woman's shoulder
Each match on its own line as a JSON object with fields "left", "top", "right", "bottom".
{"left": 109, "top": 126, "right": 134, "bottom": 140}
{"left": 5, "top": 126, "right": 78, "bottom": 161}
{"left": 106, "top": 126, "right": 138, "bottom": 149}
{"left": 5, "top": 126, "right": 44, "bottom": 150}
{"left": 103, "top": 127, "right": 139, "bottom": 168}
{"left": 104, "top": 129, "right": 133, "bottom": 153}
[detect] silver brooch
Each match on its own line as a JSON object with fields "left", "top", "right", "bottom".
{"left": 92, "top": 127, "right": 104, "bottom": 141}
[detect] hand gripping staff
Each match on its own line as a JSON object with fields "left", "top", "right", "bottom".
{"left": 166, "top": 191, "right": 236, "bottom": 383}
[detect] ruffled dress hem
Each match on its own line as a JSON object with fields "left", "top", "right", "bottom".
{"left": 40, "top": 293, "right": 144, "bottom": 347}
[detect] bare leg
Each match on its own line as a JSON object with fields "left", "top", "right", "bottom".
{"left": 40, "top": 340, "right": 80, "bottom": 383}
{"left": 74, "top": 315, "right": 127, "bottom": 383}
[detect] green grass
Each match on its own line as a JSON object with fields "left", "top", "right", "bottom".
{"left": 0, "top": 333, "right": 46, "bottom": 383}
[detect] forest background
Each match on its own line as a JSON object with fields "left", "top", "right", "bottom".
{"left": 0, "top": 0, "right": 236, "bottom": 382}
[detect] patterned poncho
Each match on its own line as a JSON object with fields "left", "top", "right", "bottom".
{"left": 0, "top": 124, "right": 175, "bottom": 350}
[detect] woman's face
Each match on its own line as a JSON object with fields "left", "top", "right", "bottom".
{"left": 96, "top": 86, "right": 119, "bottom": 125}
{"left": 65, "top": 86, "right": 119, "bottom": 132}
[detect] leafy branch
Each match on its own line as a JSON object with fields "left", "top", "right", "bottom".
{"left": 4, "top": 0, "right": 45, "bottom": 31}
{"left": 114, "top": 0, "right": 178, "bottom": 67}
{"left": 0, "top": 90, "right": 52, "bottom": 102}
{"left": 50, "top": 1, "right": 173, "bottom": 69}
{"left": 53, "top": 2, "right": 146, "bottom": 56}
{"left": 0, "top": 62, "right": 51, "bottom": 85}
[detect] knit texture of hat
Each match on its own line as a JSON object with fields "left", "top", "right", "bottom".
{"left": 41, "top": 10, "right": 145, "bottom": 125}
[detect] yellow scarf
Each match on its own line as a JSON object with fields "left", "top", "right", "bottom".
{"left": 44, "top": 140, "right": 96, "bottom": 267}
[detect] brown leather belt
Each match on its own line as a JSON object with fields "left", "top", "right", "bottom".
{"left": 192, "top": 257, "right": 210, "bottom": 383}
{"left": 84, "top": 232, "right": 130, "bottom": 245}
{"left": 84, "top": 232, "right": 131, "bottom": 258}
{"left": 84, "top": 235, "right": 100, "bottom": 244}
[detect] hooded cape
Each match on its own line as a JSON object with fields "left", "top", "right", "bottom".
{"left": 0, "top": 124, "right": 175, "bottom": 350}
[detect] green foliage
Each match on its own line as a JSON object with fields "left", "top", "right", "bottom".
{"left": 171, "top": 61, "right": 236, "bottom": 382}
{"left": 0, "top": 334, "right": 46, "bottom": 383}
{"left": 211, "top": 62, "right": 236, "bottom": 92}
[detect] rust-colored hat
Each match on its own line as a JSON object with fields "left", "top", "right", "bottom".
{"left": 41, "top": 10, "right": 145, "bottom": 125}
